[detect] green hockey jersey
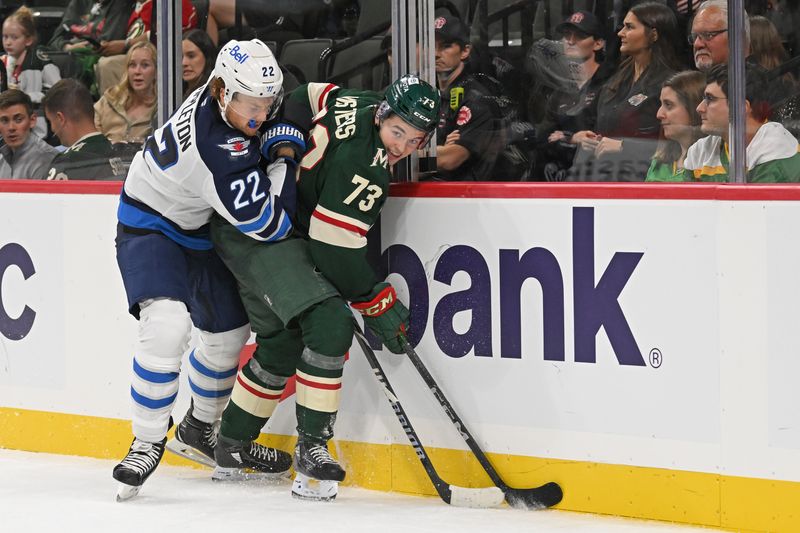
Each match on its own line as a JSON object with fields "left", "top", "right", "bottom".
{"left": 289, "top": 82, "right": 391, "bottom": 301}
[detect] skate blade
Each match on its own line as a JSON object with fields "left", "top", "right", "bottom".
{"left": 211, "top": 466, "right": 290, "bottom": 483}
{"left": 116, "top": 482, "right": 141, "bottom": 502}
{"left": 291, "top": 473, "right": 338, "bottom": 501}
{"left": 165, "top": 437, "right": 216, "bottom": 468}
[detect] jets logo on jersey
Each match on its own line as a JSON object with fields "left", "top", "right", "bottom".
{"left": 218, "top": 137, "right": 251, "bottom": 157}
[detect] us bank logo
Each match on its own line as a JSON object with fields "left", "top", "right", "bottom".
{"left": 0, "top": 242, "right": 36, "bottom": 341}
{"left": 383, "top": 207, "right": 663, "bottom": 368}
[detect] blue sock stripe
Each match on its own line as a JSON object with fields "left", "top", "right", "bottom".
{"left": 133, "top": 358, "right": 179, "bottom": 384}
{"left": 189, "top": 350, "right": 238, "bottom": 379}
{"left": 130, "top": 386, "right": 178, "bottom": 409}
{"left": 188, "top": 377, "right": 234, "bottom": 398}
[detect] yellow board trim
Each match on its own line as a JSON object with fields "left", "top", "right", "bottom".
{"left": 2, "top": 407, "right": 799, "bottom": 532}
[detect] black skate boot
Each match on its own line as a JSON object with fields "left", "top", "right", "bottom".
{"left": 291, "top": 439, "right": 346, "bottom": 501}
{"left": 212, "top": 434, "right": 292, "bottom": 481}
{"left": 166, "top": 403, "right": 218, "bottom": 468}
{"left": 113, "top": 436, "right": 167, "bottom": 502}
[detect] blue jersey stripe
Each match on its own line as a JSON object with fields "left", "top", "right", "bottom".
{"left": 130, "top": 386, "right": 178, "bottom": 409}
{"left": 236, "top": 201, "right": 275, "bottom": 234}
{"left": 188, "top": 350, "right": 238, "bottom": 380}
{"left": 133, "top": 358, "right": 179, "bottom": 384}
{"left": 118, "top": 200, "right": 213, "bottom": 250}
{"left": 188, "top": 377, "right": 234, "bottom": 398}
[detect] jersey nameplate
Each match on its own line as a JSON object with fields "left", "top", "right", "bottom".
{"left": 334, "top": 96, "right": 358, "bottom": 139}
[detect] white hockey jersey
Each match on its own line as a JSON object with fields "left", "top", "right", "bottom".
{"left": 118, "top": 83, "right": 295, "bottom": 250}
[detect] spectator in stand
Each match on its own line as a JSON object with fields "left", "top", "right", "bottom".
{"left": 47, "top": 0, "right": 134, "bottom": 52}
{"left": 645, "top": 70, "right": 706, "bottom": 181}
{"left": 535, "top": 10, "right": 610, "bottom": 181}
{"left": 748, "top": 15, "right": 799, "bottom": 131}
{"left": 433, "top": 10, "right": 507, "bottom": 181}
{"left": 95, "top": 0, "right": 197, "bottom": 95}
{"left": 1, "top": 6, "right": 61, "bottom": 139}
{"left": 43, "top": 79, "right": 120, "bottom": 181}
{"left": 0, "top": 90, "right": 59, "bottom": 179}
{"left": 182, "top": 29, "right": 217, "bottom": 99}
{"left": 686, "top": 63, "right": 800, "bottom": 182}
{"left": 690, "top": 0, "right": 750, "bottom": 71}
{"left": 204, "top": 0, "right": 319, "bottom": 49}
{"left": 94, "top": 41, "right": 157, "bottom": 145}
{"left": 570, "top": 2, "right": 684, "bottom": 181}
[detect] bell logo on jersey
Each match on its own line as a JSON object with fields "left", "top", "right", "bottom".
{"left": 229, "top": 44, "right": 249, "bottom": 64}
{"left": 371, "top": 148, "right": 388, "bottom": 168}
{"left": 0, "top": 242, "right": 36, "bottom": 341}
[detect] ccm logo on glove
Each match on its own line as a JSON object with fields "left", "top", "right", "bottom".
{"left": 351, "top": 285, "right": 396, "bottom": 317}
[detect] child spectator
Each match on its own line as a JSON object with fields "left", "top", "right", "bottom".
{"left": 645, "top": 70, "right": 706, "bottom": 181}
{"left": 182, "top": 29, "right": 217, "bottom": 99}
{"left": 94, "top": 41, "right": 157, "bottom": 144}
{"left": 0, "top": 89, "right": 59, "bottom": 179}
{"left": 1, "top": 6, "right": 61, "bottom": 139}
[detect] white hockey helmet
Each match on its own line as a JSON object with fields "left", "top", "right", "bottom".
{"left": 214, "top": 38, "right": 283, "bottom": 120}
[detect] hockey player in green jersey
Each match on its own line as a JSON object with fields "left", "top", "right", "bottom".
{"left": 208, "top": 74, "right": 440, "bottom": 501}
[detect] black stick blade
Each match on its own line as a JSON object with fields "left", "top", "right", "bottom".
{"left": 504, "top": 482, "right": 563, "bottom": 510}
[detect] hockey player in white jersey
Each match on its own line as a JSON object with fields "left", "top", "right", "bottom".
{"left": 112, "top": 38, "right": 304, "bottom": 501}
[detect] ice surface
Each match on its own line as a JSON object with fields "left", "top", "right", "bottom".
{"left": 0, "top": 449, "right": 709, "bottom": 532}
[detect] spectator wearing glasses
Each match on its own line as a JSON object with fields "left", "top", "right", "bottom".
{"left": 690, "top": 0, "right": 750, "bottom": 71}
{"left": 685, "top": 63, "right": 800, "bottom": 182}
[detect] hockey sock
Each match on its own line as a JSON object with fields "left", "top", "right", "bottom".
{"left": 295, "top": 347, "right": 345, "bottom": 443}
{"left": 220, "top": 358, "right": 288, "bottom": 441}
{"left": 131, "top": 299, "right": 191, "bottom": 442}
{"left": 188, "top": 324, "right": 250, "bottom": 424}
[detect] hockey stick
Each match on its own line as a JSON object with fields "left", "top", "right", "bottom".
{"left": 399, "top": 338, "right": 563, "bottom": 510}
{"left": 352, "top": 329, "right": 504, "bottom": 508}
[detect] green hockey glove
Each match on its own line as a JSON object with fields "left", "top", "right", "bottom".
{"left": 351, "top": 282, "right": 409, "bottom": 354}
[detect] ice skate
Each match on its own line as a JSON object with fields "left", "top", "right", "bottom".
{"left": 113, "top": 436, "right": 167, "bottom": 501}
{"left": 291, "top": 439, "right": 346, "bottom": 502}
{"left": 211, "top": 434, "right": 292, "bottom": 481}
{"left": 166, "top": 404, "right": 218, "bottom": 468}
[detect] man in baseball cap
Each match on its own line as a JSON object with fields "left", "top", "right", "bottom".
{"left": 434, "top": 9, "right": 470, "bottom": 46}
{"left": 555, "top": 10, "right": 605, "bottom": 40}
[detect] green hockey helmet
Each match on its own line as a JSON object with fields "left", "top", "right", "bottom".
{"left": 378, "top": 74, "right": 440, "bottom": 144}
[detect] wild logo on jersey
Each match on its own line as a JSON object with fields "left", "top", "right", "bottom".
{"left": 371, "top": 148, "right": 388, "bottom": 169}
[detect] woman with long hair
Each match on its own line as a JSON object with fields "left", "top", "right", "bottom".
{"left": 645, "top": 70, "right": 706, "bottom": 181}
{"left": 571, "top": 2, "right": 684, "bottom": 181}
{"left": 94, "top": 41, "right": 157, "bottom": 144}
{"left": 182, "top": 29, "right": 217, "bottom": 99}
